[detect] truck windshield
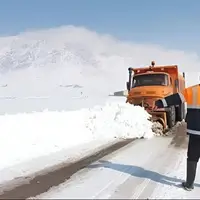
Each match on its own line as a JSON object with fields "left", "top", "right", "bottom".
{"left": 132, "top": 74, "right": 169, "bottom": 87}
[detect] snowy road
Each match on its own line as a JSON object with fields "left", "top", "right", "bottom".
{"left": 1, "top": 123, "right": 200, "bottom": 199}
{"left": 33, "top": 125, "right": 200, "bottom": 199}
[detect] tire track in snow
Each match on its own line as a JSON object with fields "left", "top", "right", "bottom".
{"left": 108, "top": 122, "right": 187, "bottom": 199}
{"left": 0, "top": 139, "right": 134, "bottom": 199}
{"left": 136, "top": 123, "right": 187, "bottom": 199}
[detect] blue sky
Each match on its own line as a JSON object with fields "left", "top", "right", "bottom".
{"left": 0, "top": 0, "right": 199, "bottom": 51}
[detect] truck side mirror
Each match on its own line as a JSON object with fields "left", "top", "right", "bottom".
{"left": 126, "top": 82, "right": 130, "bottom": 91}
{"left": 175, "top": 79, "right": 179, "bottom": 88}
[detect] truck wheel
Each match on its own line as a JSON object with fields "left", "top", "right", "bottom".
{"left": 167, "top": 106, "right": 176, "bottom": 128}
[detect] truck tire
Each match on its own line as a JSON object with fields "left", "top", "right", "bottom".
{"left": 176, "top": 103, "right": 185, "bottom": 121}
{"left": 167, "top": 106, "right": 176, "bottom": 129}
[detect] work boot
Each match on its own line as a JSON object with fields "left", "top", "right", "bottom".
{"left": 182, "top": 160, "right": 197, "bottom": 191}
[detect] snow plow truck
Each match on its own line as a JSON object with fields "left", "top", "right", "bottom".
{"left": 126, "top": 61, "right": 186, "bottom": 133}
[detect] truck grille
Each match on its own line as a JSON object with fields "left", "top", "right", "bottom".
{"left": 134, "top": 98, "right": 156, "bottom": 109}
{"left": 133, "top": 92, "right": 141, "bottom": 95}
{"left": 146, "top": 91, "right": 156, "bottom": 95}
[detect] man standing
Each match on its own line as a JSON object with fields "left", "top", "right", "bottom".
{"left": 155, "top": 84, "right": 200, "bottom": 191}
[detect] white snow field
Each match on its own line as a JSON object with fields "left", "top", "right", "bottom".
{"left": 0, "top": 25, "right": 200, "bottom": 197}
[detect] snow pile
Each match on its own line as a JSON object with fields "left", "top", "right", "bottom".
{"left": 0, "top": 102, "right": 153, "bottom": 171}
{"left": 85, "top": 102, "right": 153, "bottom": 139}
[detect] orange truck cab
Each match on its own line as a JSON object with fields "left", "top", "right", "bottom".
{"left": 126, "top": 61, "right": 186, "bottom": 131}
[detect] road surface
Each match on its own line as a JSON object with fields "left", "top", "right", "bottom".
{"left": 1, "top": 123, "right": 200, "bottom": 199}
{"left": 30, "top": 123, "right": 200, "bottom": 199}
{"left": 34, "top": 124, "right": 200, "bottom": 199}
{"left": 0, "top": 139, "right": 134, "bottom": 199}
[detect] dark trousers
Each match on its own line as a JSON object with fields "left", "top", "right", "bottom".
{"left": 187, "top": 134, "right": 200, "bottom": 162}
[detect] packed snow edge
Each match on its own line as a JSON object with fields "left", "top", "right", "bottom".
{"left": 0, "top": 102, "right": 154, "bottom": 171}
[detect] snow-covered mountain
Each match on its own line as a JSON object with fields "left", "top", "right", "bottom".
{"left": 0, "top": 25, "right": 199, "bottom": 96}
{"left": 0, "top": 25, "right": 199, "bottom": 114}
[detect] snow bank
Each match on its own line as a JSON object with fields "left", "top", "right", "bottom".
{"left": 0, "top": 102, "right": 153, "bottom": 171}
{"left": 85, "top": 102, "right": 153, "bottom": 139}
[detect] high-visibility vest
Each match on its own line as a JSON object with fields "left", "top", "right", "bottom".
{"left": 155, "top": 84, "right": 200, "bottom": 136}
{"left": 183, "top": 84, "right": 200, "bottom": 109}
